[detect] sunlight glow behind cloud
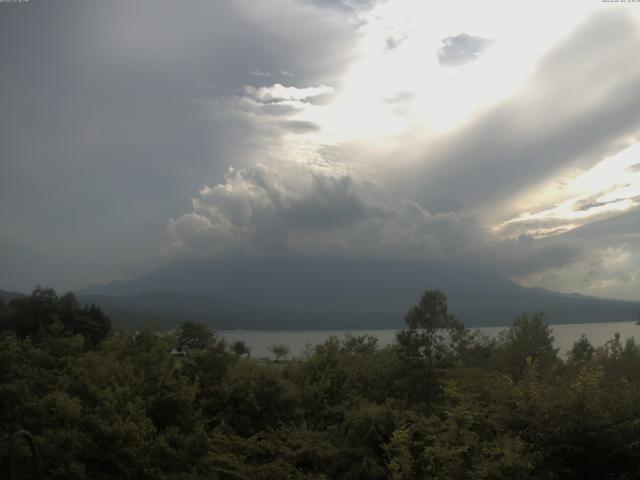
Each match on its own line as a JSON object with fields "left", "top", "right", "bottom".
{"left": 168, "top": 2, "right": 640, "bottom": 300}
{"left": 305, "top": 0, "right": 606, "bottom": 140}
{"left": 498, "top": 142, "right": 640, "bottom": 238}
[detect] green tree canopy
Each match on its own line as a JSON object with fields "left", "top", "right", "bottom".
{"left": 496, "top": 312, "right": 558, "bottom": 379}
{"left": 230, "top": 340, "right": 251, "bottom": 357}
{"left": 0, "top": 287, "right": 111, "bottom": 348}
{"left": 569, "top": 334, "right": 595, "bottom": 363}
{"left": 176, "top": 320, "right": 214, "bottom": 354}
{"left": 396, "top": 290, "right": 467, "bottom": 405}
{"left": 269, "top": 343, "right": 290, "bottom": 362}
{"left": 397, "top": 290, "right": 465, "bottom": 360}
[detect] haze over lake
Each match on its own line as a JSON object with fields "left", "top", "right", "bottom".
{"left": 221, "top": 321, "right": 640, "bottom": 359}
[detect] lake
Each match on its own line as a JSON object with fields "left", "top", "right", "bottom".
{"left": 220, "top": 321, "right": 640, "bottom": 359}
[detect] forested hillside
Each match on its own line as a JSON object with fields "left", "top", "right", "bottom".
{"left": 3, "top": 288, "right": 640, "bottom": 479}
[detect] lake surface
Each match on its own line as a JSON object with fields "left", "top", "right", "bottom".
{"left": 220, "top": 321, "right": 640, "bottom": 359}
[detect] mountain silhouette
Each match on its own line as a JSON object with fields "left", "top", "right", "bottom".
{"left": 76, "top": 257, "right": 640, "bottom": 329}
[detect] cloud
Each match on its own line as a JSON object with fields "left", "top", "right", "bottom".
{"left": 250, "top": 67, "right": 273, "bottom": 77}
{"left": 408, "top": 13, "right": 640, "bottom": 217}
{"left": 510, "top": 205, "right": 640, "bottom": 300}
{"left": 165, "top": 163, "right": 584, "bottom": 280}
{"left": 385, "top": 31, "right": 409, "bottom": 51}
{"left": 244, "top": 83, "right": 334, "bottom": 103}
{"left": 383, "top": 90, "right": 415, "bottom": 104}
{"left": 488, "top": 234, "right": 586, "bottom": 277}
{"left": 0, "top": 0, "right": 360, "bottom": 291}
{"left": 306, "top": 0, "right": 379, "bottom": 12}
{"left": 3, "top": 1, "right": 640, "bottom": 303}
{"left": 258, "top": 102, "right": 303, "bottom": 117}
{"left": 165, "top": 164, "right": 386, "bottom": 257}
{"left": 279, "top": 120, "right": 322, "bottom": 133}
{"left": 497, "top": 141, "right": 640, "bottom": 238}
{"left": 437, "top": 33, "right": 493, "bottom": 66}
{"left": 519, "top": 243, "right": 640, "bottom": 300}
{"left": 198, "top": 83, "right": 330, "bottom": 161}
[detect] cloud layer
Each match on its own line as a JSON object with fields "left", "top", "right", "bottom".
{"left": 166, "top": 162, "right": 584, "bottom": 283}
{"left": 0, "top": 0, "right": 361, "bottom": 290}
{"left": 2, "top": 1, "right": 640, "bottom": 301}
{"left": 406, "top": 13, "right": 640, "bottom": 217}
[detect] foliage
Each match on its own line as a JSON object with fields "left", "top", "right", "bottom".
{"left": 569, "top": 335, "right": 595, "bottom": 363}
{"left": 0, "top": 287, "right": 111, "bottom": 349}
{"left": 395, "top": 289, "right": 468, "bottom": 405}
{"left": 230, "top": 340, "right": 251, "bottom": 358}
{"left": 2, "top": 287, "right": 640, "bottom": 479}
{"left": 176, "top": 320, "right": 214, "bottom": 354}
{"left": 269, "top": 343, "right": 290, "bottom": 362}
{"left": 494, "top": 312, "right": 558, "bottom": 380}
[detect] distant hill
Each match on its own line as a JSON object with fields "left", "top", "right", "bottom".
{"left": 78, "top": 257, "right": 640, "bottom": 330}
{"left": 76, "top": 291, "right": 342, "bottom": 330}
{"left": 0, "top": 289, "right": 27, "bottom": 303}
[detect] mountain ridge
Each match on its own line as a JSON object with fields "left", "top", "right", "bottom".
{"left": 76, "top": 257, "right": 640, "bottom": 329}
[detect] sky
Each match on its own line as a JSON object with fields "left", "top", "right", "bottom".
{"left": 1, "top": 0, "right": 640, "bottom": 300}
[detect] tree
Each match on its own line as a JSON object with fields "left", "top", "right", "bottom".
{"left": 602, "top": 332, "right": 624, "bottom": 361}
{"left": 0, "top": 287, "right": 111, "bottom": 347}
{"left": 398, "top": 290, "right": 464, "bottom": 357}
{"left": 569, "top": 335, "right": 595, "bottom": 363}
{"left": 396, "top": 290, "right": 466, "bottom": 404}
{"left": 3, "top": 286, "right": 59, "bottom": 340}
{"left": 231, "top": 340, "right": 251, "bottom": 357}
{"left": 269, "top": 344, "right": 290, "bottom": 362}
{"left": 496, "top": 312, "right": 558, "bottom": 379}
{"left": 176, "top": 320, "right": 214, "bottom": 354}
{"left": 74, "top": 304, "right": 112, "bottom": 347}
{"left": 341, "top": 333, "right": 379, "bottom": 355}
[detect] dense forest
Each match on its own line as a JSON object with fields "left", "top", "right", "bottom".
{"left": 3, "top": 287, "right": 640, "bottom": 479}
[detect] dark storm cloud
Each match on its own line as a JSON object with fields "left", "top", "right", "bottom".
{"left": 0, "top": 0, "right": 360, "bottom": 290}
{"left": 411, "top": 13, "right": 640, "bottom": 216}
{"left": 486, "top": 234, "right": 586, "bottom": 277}
{"left": 437, "top": 33, "right": 493, "bottom": 66}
